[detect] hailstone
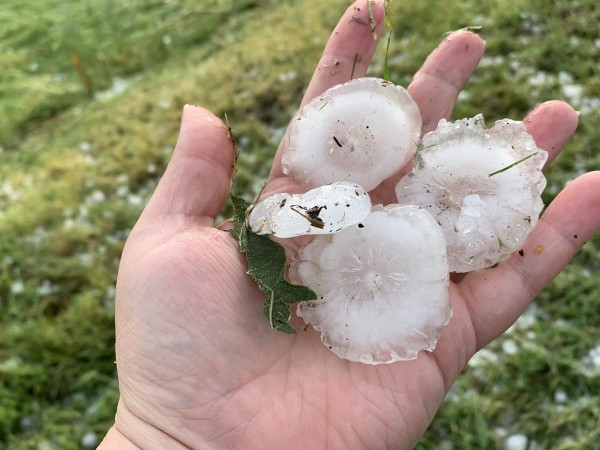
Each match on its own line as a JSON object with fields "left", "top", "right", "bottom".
{"left": 244, "top": 76, "right": 551, "bottom": 363}
{"left": 395, "top": 115, "right": 547, "bottom": 272}
{"left": 248, "top": 182, "right": 371, "bottom": 238}
{"left": 291, "top": 204, "right": 450, "bottom": 364}
{"left": 281, "top": 77, "right": 422, "bottom": 191}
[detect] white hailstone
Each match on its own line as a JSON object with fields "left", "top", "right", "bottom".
{"left": 36, "top": 280, "right": 55, "bottom": 296}
{"left": 81, "top": 431, "right": 99, "bottom": 449}
{"left": 504, "top": 434, "right": 528, "bottom": 450}
{"left": 554, "top": 389, "right": 569, "bottom": 404}
{"left": 395, "top": 115, "right": 547, "bottom": 272}
{"left": 581, "top": 343, "right": 600, "bottom": 375}
{"left": 291, "top": 204, "right": 450, "bottom": 364}
{"left": 127, "top": 194, "right": 144, "bottom": 206}
{"left": 281, "top": 77, "right": 422, "bottom": 191}
{"left": 10, "top": 280, "right": 25, "bottom": 294}
{"left": 502, "top": 339, "right": 519, "bottom": 355}
{"left": 248, "top": 182, "right": 371, "bottom": 238}
{"left": 87, "top": 189, "right": 106, "bottom": 205}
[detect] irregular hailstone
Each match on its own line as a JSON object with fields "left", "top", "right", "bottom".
{"left": 248, "top": 182, "right": 371, "bottom": 238}
{"left": 395, "top": 115, "right": 548, "bottom": 273}
{"left": 291, "top": 204, "right": 450, "bottom": 364}
{"left": 281, "top": 77, "right": 422, "bottom": 192}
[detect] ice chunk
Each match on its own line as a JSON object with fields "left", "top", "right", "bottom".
{"left": 248, "top": 182, "right": 371, "bottom": 238}
{"left": 291, "top": 204, "right": 450, "bottom": 364}
{"left": 395, "top": 115, "right": 547, "bottom": 272}
{"left": 281, "top": 77, "right": 422, "bottom": 191}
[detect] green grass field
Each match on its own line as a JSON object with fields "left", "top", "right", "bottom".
{"left": 1, "top": 0, "right": 599, "bottom": 448}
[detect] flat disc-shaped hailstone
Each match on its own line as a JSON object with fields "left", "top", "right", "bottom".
{"left": 248, "top": 182, "right": 371, "bottom": 238}
{"left": 281, "top": 77, "right": 422, "bottom": 192}
{"left": 395, "top": 115, "right": 548, "bottom": 273}
{"left": 291, "top": 204, "right": 450, "bottom": 364}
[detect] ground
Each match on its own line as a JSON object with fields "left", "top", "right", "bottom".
{"left": 0, "top": 0, "right": 599, "bottom": 448}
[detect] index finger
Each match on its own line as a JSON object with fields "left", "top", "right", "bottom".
{"left": 269, "top": 0, "right": 386, "bottom": 180}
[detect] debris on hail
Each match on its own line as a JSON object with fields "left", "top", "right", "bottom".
{"left": 395, "top": 115, "right": 548, "bottom": 273}
{"left": 291, "top": 204, "right": 451, "bottom": 364}
{"left": 248, "top": 182, "right": 371, "bottom": 238}
{"left": 281, "top": 77, "right": 422, "bottom": 191}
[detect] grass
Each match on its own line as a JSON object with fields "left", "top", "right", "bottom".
{"left": 0, "top": 0, "right": 598, "bottom": 448}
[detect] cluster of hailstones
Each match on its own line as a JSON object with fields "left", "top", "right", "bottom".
{"left": 248, "top": 77, "right": 547, "bottom": 365}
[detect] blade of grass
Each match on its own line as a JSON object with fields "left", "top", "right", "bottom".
{"left": 488, "top": 151, "right": 540, "bottom": 177}
{"left": 382, "top": 0, "right": 393, "bottom": 80}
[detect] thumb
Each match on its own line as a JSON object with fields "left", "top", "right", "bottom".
{"left": 140, "top": 105, "right": 236, "bottom": 227}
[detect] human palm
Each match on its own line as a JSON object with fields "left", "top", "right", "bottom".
{"left": 101, "top": 2, "right": 600, "bottom": 449}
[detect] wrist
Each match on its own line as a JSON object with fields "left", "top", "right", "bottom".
{"left": 99, "top": 398, "right": 213, "bottom": 450}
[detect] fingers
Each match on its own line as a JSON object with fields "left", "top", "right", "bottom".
{"left": 300, "top": 0, "right": 386, "bottom": 107}
{"left": 376, "top": 31, "right": 485, "bottom": 199}
{"left": 269, "top": 0, "right": 385, "bottom": 181}
{"left": 141, "top": 105, "right": 236, "bottom": 227}
{"left": 524, "top": 100, "right": 579, "bottom": 167}
{"left": 408, "top": 30, "right": 485, "bottom": 135}
{"left": 461, "top": 171, "right": 600, "bottom": 348}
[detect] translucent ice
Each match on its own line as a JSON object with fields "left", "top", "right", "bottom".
{"left": 248, "top": 182, "right": 371, "bottom": 238}
{"left": 395, "top": 115, "right": 547, "bottom": 272}
{"left": 281, "top": 77, "right": 422, "bottom": 191}
{"left": 291, "top": 204, "right": 450, "bottom": 364}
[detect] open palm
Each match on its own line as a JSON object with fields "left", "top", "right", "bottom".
{"left": 101, "top": 2, "right": 600, "bottom": 449}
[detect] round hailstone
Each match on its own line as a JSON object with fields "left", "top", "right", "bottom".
{"left": 291, "top": 204, "right": 450, "bottom": 364}
{"left": 248, "top": 182, "right": 371, "bottom": 238}
{"left": 281, "top": 77, "right": 422, "bottom": 192}
{"left": 395, "top": 115, "right": 548, "bottom": 273}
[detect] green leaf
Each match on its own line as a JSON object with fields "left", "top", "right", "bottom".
{"left": 231, "top": 195, "right": 317, "bottom": 334}
{"left": 231, "top": 194, "right": 250, "bottom": 245}
{"left": 262, "top": 296, "right": 295, "bottom": 334}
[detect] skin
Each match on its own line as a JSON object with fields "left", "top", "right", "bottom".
{"left": 99, "top": 1, "right": 600, "bottom": 448}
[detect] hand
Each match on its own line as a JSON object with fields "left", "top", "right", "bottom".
{"left": 100, "top": 1, "right": 600, "bottom": 448}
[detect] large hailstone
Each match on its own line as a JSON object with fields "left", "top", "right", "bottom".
{"left": 247, "top": 182, "right": 371, "bottom": 238}
{"left": 291, "top": 204, "right": 450, "bottom": 364}
{"left": 281, "top": 77, "right": 422, "bottom": 191}
{"left": 395, "top": 115, "right": 548, "bottom": 273}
